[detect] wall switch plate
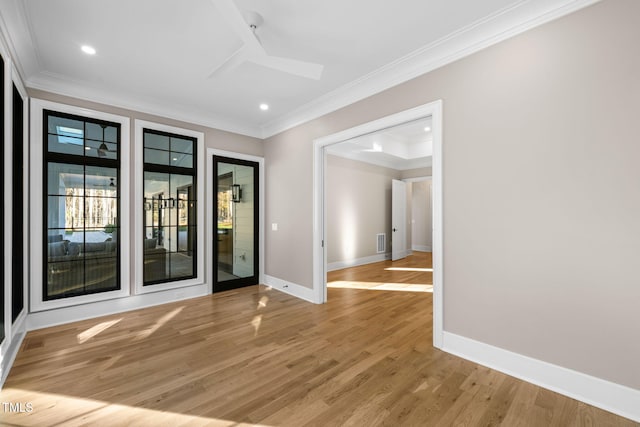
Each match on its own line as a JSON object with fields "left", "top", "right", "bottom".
{"left": 272, "top": 223, "right": 278, "bottom": 231}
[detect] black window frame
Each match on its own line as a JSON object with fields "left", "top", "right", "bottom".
{"left": 12, "top": 83, "right": 24, "bottom": 319}
{"left": 43, "top": 109, "right": 122, "bottom": 300}
{"left": 142, "top": 128, "right": 198, "bottom": 286}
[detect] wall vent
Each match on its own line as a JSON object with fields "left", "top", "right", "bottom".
{"left": 376, "top": 233, "right": 386, "bottom": 254}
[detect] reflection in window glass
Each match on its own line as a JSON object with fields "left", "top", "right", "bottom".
{"left": 143, "top": 129, "right": 197, "bottom": 285}
{"left": 44, "top": 111, "right": 120, "bottom": 300}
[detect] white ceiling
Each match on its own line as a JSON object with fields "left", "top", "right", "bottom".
{"left": 0, "top": 0, "right": 597, "bottom": 138}
{"left": 326, "top": 117, "right": 432, "bottom": 171}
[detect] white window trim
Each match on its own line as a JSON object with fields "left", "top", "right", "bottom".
{"left": 1, "top": 40, "right": 13, "bottom": 355}
{"left": 29, "top": 99, "right": 131, "bottom": 312}
{"left": 134, "top": 120, "right": 205, "bottom": 294}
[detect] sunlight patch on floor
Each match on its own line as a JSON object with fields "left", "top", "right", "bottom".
{"left": 251, "top": 314, "right": 263, "bottom": 336}
{"left": 0, "top": 388, "right": 272, "bottom": 427}
{"left": 328, "top": 281, "right": 433, "bottom": 292}
{"left": 384, "top": 267, "right": 433, "bottom": 272}
{"left": 77, "top": 319, "right": 122, "bottom": 344}
{"left": 257, "top": 295, "right": 269, "bottom": 309}
{"left": 135, "top": 306, "right": 184, "bottom": 340}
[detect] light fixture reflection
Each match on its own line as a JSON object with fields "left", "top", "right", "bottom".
{"left": 81, "top": 45, "right": 96, "bottom": 55}
{"left": 97, "top": 142, "right": 108, "bottom": 157}
{"left": 231, "top": 184, "right": 242, "bottom": 203}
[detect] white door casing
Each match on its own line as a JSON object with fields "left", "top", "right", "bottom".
{"left": 313, "top": 99, "right": 443, "bottom": 349}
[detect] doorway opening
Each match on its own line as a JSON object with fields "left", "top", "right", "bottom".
{"left": 313, "top": 100, "right": 443, "bottom": 348}
{"left": 212, "top": 155, "right": 259, "bottom": 292}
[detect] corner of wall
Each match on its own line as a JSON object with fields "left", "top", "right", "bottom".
{"left": 263, "top": 275, "right": 319, "bottom": 304}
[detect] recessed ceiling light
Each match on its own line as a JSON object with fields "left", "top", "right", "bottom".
{"left": 81, "top": 45, "right": 96, "bottom": 55}
{"left": 172, "top": 157, "right": 178, "bottom": 161}
{"left": 84, "top": 146, "right": 91, "bottom": 151}
{"left": 259, "top": 103, "right": 269, "bottom": 111}
{"left": 424, "top": 126, "right": 431, "bottom": 132}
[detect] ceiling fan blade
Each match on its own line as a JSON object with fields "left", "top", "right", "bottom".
{"left": 210, "top": 0, "right": 263, "bottom": 52}
{"left": 251, "top": 55, "right": 324, "bottom": 80}
{"left": 209, "top": 0, "right": 324, "bottom": 80}
{"left": 208, "top": 47, "right": 247, "bottom": 78}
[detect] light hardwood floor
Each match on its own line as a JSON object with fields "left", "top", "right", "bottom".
{"left": 1, "top": 253, "right": 636, "bottom": 426}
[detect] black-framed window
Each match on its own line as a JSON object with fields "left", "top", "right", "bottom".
{"left": 12, "top": 83, "right": 24, "bottom": 319}
{"left": 143, "top": 129, "right": 197, "bottom": 285}
{"left": 43, "top": 110, "right": 121, "bottom": 300}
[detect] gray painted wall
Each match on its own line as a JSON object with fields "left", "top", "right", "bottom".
{"left": 326, "top": 155, "right": 400, "bottom": 264}
{"left": 264, "top": 0, "right": 640, "bottom": 389}
{"left": 401, "top": 167, "right": 432, "bottom": 180}
{"left": 411, "top": 180, "right": 432, "bottom": 251}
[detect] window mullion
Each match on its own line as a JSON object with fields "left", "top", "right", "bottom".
{"left": 142, "top": 128, "right": 197, "bottom": 286}
{"left": 43, "top": 111, "right": 121, "bottom": 300}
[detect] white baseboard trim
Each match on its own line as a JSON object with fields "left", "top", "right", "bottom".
{"left": 327, "top": 253, "right": 391, "bottom": 272}
{"left": 412, "top": 245, "right": 432, "bottom": 252}
{"left": 0, "top": 314, "right": 28, "bottom": 389}
{"left": 263, "top": 275, "right": 318, "bottom": 304}
{"left": 27, "top": 284, "right": 209, "bottom": 331}
{"left": 442, "top": 332, "right": 640, "bottom": 423}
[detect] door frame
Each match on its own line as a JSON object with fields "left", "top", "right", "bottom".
{"left": 312, "top": 100, "right": 444, "bottom": 349}
{"left": 206, "top": 149, "right": 265, "bottom": 294}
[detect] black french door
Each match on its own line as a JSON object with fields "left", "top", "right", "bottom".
{"left": 212, "top": 156, "right": 259, "bottom": 292}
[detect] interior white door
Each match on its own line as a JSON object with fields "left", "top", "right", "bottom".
{"left": 392, "top": 179, "right": 407, "bottom": 261}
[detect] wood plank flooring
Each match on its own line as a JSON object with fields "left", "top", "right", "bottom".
{"left": 327, "top": 251, "right": 432, "bottom": 292}
{"left": 1, "top": 253, "right": 636, "bottom": 426}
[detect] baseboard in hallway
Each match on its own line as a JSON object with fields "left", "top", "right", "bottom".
{"left": 327, "top": 253, "right": 390, "bottom": 272}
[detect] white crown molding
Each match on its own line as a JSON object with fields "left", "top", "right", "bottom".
{"left": 0, "top": 0, "right": 40, "bottom": 79}
{"left": 261, "top": 0, "right": 602, "bottom": 138}
{"left": 26, "top": 71, "right": 264, "bottom": 139}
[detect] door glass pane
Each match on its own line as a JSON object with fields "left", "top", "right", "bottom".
{"left": 143, "top": 171, "right": 195, "bottom": 284}
{"left": 217, "top": 162, "right": 254, "bottom": 282}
